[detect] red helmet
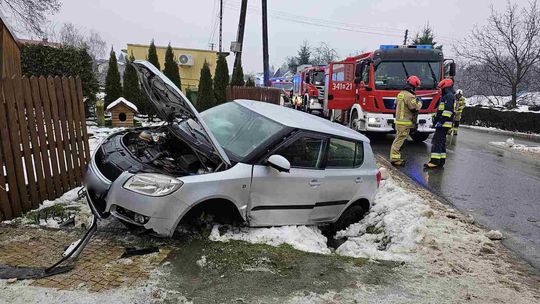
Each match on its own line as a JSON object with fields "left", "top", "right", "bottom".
{"left": 406, "top": 75, "right": 421, "bottom": 88}
{"left": 438, "top": 78, "right": 454, "bottom": 89}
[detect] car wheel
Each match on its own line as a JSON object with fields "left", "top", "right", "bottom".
{"left": 330, "top": 205, "right": 366, "bottom": 233}
{"left": 349, "top": 110, "right": 359, "bottom": 130}
{"left": 410, "top": 132, "right": 430, "bottom": 142}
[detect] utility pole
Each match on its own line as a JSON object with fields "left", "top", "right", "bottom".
{"left": 403, "top": 29, "right": 409, "bottom": 45}
{"left": 219, "top": 0, "right": 223, "bottom": 52}
{"left": 209, "top": 43, "right": 215, "bottom": 51}
{"left": 233, "top": 0, "right": 248, "bottom": 69}
{"left": 262, "top": 0, "right": 270, "bottom": 87}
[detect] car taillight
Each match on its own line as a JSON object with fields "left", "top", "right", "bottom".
{"left": 376, "top": 170, "right": 382, "bottom": 188}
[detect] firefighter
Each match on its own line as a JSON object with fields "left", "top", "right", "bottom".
{"left": 425, "top": 79, "right": 455, "bottom": 169}
{"left": 452, "top": 89, "right": 466, "bottom": 135}
{"left": 389, "top": 75, "right": 422, "bottom": 166}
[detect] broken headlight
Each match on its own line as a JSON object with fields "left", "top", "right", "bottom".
{"left": 123, "top": 173, "right": 183, "bottom": 196}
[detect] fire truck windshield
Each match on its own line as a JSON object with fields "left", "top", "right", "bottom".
{"left": 272, "top": 82, "right": 293, "bottom": 90}
{"left": 310, "top": 71, "right": 325, "bottom": 85}
{"left": 374, "top": 61, "right": 441, "bottom": 90}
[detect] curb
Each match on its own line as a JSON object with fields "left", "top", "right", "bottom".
{"left": 461, "top": 125, "right": 540, "bottom": 141}
{"left": 487, "top": 143, "right": 540, "bottom": 165}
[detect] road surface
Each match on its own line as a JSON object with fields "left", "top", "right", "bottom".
{"left": 371, "top": 127, "right": 540, "bottom": 270}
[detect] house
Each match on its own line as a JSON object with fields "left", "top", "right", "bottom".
{"left": 106, "top": 97, "right": 138, "bottom": 127}
{"left": 125, "top": 43, "right": 218, "bottom": 92}
{"left": 0, "top": 12, "right": 21, "bottom": 78}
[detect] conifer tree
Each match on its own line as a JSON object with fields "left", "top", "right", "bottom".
{"left": 104, "top": 48, "right": 122, "bottom": 106}
{"left": 123, "top": 53, "right": 145, "bottom": 113}
{"left": 245, "top": 77, "right": 255, "bottom": 87}
{"left": 230, "top": 59, "right": 245, "bottom": 86}
{"left": 147, "top": 39, "right": 161, "bottom": 70}
{"left": 196, "top": 61, "right": 216, "bottom": 111}
{"left": 163, "top": 43, "right": 181, "bottom": 90}
{"left": 213, "top": 53, "right": 229, "bottom": 104}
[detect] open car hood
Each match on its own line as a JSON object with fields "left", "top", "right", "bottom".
{"left": 132, "top": 60, "right": 231, "bottom": 167}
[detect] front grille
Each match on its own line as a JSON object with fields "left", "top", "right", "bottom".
{"left": 316, "top": 85, "right": 325, "bottom": 100}
{"left": 382, "top": 97, "right": 432, "bottom": 110}
{"left": 95, "top": 147, "right": 123, "bottom": 181}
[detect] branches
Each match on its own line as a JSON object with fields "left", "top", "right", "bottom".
{"left": 58, "top": 23, "right": 107, "bottom": 61}
{"left": 0, "top": 0, "right": 61, "bottom": 36}
{"left": 455, "top": 0, "right": 540, "bottom": 107}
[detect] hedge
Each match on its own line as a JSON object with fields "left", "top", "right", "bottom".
{"left": 461, "top": 107, "right": 540, "bottom": 134}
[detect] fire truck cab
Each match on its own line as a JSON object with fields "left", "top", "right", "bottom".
{"left": 292, "top": 65, "right": 326, "bottom": 113}
{"left": 325, "top": 45, "right": 455, "bottom": 142}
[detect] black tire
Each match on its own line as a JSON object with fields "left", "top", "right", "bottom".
{"left": 349, "top": 110, "right": 358, "bottom": 129}
{"left": 330, "top": 205, "right": 366, "bottom": 233}
{"left": 410, "top": 132, "right": 430, "bottom": 143}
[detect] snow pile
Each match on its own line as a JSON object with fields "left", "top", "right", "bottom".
{"left": 105, "top": 97, "right": 138, "bottom": 112}
{"left": 87, "top": 126, "right": 124, "bottom": 154}
{"left": 335, "top": 179, "right": 431, "bottom": 261}
{"left": 209, "top": 225, "right": 331, "bottom": 254}
{"left": 490, "top": 140, "right": 540, "bottom": 154}
{"left": 466, "top": 93, "right": 540, "bottom": 112}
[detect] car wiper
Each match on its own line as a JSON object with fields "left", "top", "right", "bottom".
{"left": 427, "top": 63, "right": 438, "bottom": 88}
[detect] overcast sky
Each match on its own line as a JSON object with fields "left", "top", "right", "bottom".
{"left": 39, "top": 0, "right": 512, "bottom": 73}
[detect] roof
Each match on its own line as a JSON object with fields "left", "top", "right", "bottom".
{"left": 234, "top": 100, "right": 369, "bottom": 142}
{"left": 0, "top": 10, "right": 18, "bottom": 43}
{"left": 106, "top": 97, "right": 138, "bottom": 112}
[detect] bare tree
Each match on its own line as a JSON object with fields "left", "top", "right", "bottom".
{"left": 456, "top": 0, "right": 540, "bottom": 108}
{"left": 311, "top": 42, "right": 339, "bottom": 65}
{"left": 0, "top": 0, "right": 61, "bottom": 36}
{"left": 58, "top": 23, "right": 107, "bottom": 61}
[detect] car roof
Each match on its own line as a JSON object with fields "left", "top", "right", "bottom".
{"left": 234, "top": 99, "right": 369, "bottom": 142}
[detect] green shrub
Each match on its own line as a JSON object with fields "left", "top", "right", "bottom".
{"left": 461, "top": 107, "right": 540, "bottom": 133}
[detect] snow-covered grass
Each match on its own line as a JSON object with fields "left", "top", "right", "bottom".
{"left": 462, "top": 125, "right": 540, "bottom": 138}
{"left": 466, "top": 93, "right": 540, "bottom": 112}
{"left": 490, "top": 138, "right": 540, "bottom": 155}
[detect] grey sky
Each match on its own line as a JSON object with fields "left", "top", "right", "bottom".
{"left": 42, "top": 0, "right": 512, "bottom": 73}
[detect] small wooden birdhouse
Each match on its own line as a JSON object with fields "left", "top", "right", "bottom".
{"left": 106, "top": 97, "right": 138, "bottom": 127}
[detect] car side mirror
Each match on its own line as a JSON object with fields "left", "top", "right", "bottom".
{"left": 267, "top": 155, "right": 290, "bottom": 173}
{"left": 449, "top": 62, "right": 456, "bottom": 77}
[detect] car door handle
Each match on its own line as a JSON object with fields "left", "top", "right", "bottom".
{"left": 355, "top": 177, "right": 363, "bottom": 183}
{"left": 309, "top": 179, "right": 321, "bottom": 187}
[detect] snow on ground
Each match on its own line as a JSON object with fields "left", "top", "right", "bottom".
{"left": 490, "top": 138, "right": 540, "bottom": 156}
{"left": 209, "top": 225, "right": 331, "bottom": 255}
{"left": 466, "top": 93, "right": 540, "bottom": 112}
{"left": 335, "top": 179, "right": 430, "bottom": 261}
{"left": 87, "top": 126, "right": 124, "bottom": 154}
{"left": 462, "top": 125, "right": 540, "bottom": 138}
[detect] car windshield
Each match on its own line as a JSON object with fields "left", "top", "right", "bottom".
{"left": 311, "top": 71, "right": 325, "bottom": 85}
{"left": 374, "top": 61, "right": 441, "bottom": 90}
{"left": 201, "top": 102, "right": 285, "bottom": 159}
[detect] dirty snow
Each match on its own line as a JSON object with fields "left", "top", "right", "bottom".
{"left": 490, "top": 139, "right": 540, "bottom": 154}
{"left": 209, "top": 225, "right": 332, "bottom": 255}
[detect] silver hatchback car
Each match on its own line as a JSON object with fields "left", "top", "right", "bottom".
{"left": 84, "top": 61, "right": 380, "bottom": 237}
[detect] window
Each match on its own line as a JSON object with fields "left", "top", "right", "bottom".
{"left": 362, "top": 63, "right": 370, "bottom": 84}
{"left": 374, "top": 61, "right": 441, "bottom": 90}
{"left": 327, "top": 138, "right": 364, "bottom": 168}
{"left": 201, "top": 102, "right": 285, "bottom": 159}
{"left": 276, "top": 137, "right": 324, "bottom": 169}
{"left": 331, "top": 64, "right": 354, "bottom": 82}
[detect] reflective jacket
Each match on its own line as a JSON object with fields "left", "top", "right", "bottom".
{"left": 434, "top": 88, "right": 455, "bottom": 128}
{"left": 454, "top": 96, "right": 465, "bottom": 121}
{"left": 395, "top": 89, "right": 422, "bottom": 128}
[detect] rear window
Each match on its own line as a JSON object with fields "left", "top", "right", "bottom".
{"left": 326, "top": 138, "right": 364, "bottom": 168}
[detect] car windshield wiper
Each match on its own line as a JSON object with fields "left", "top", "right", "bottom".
{"left": 427, "top": 63, "right": 438, "bottom": 89}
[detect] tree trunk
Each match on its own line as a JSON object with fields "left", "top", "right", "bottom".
{"left": 510, "top": 85, "right": 518, "bottom": 109}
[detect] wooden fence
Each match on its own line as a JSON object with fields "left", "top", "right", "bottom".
{"left": 0, "top": 76, "right": 90, "bottom": 220}
{"left": 226, "top": 86, "right": 282, "bottom": 104}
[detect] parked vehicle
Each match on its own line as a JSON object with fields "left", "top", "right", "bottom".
{"left": 84, "top": 61, "right": 380, "bottom": 237}
{"left": 270, "top": 77, "right": 293, "bottom": 105}
{"left": 292, "top": 65, "right": 326, "bottom": 114}
{"left": 324, "top": 45, "right": 456, "bottom": 142}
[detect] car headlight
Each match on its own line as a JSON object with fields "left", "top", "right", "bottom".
{"left": 367, "top": 117, "right": 380, "bottom": 123}
{"left": 123, "top": 173, "right": 183, "bottom": 196}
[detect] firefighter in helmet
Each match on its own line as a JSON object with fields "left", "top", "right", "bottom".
{"left": 389, "top": 75, "right": 422, "bottom": 166}
{"left": 425, "top": 79, "right": 455, "bottom": 168}
{"left": 452, "top": 89, "right": 466, "bottom": 135}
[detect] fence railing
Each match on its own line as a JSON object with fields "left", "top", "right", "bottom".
{"left": 0, "top": 76, "right": 90, "bottom": 220}
{"left": 226, "top": 86, "right": 282, "bottom": 104}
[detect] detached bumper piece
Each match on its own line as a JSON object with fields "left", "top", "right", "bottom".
{"left": 0, "top": 188, "right": 98, "bottom": 280}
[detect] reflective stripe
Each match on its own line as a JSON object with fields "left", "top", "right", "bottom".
{"left": 442, "top": 110, "right": 453, "bottom": 117}
{"left": 397, "top": 93, "right": 405, "bottom": 120}
{"left": 431, "top": 153, "right": 443, "bottom": 159}
{"left": 390, "top": 153, "right": 401, "bottom": 160}
{"left": 395, "top": 120, "right": 413, "bottom": 125}
{"left": 440, "top": 153, "right": 447, "bottom": 159}
{"left": 443, "top": 122, "right": 453, "bottom": 127}
{"left": 438, "top": 103, "right": 445, "bottom": 110}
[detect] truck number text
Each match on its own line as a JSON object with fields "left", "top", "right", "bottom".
{"left": 332, "top": 82, "right": 353, "bottom": 91}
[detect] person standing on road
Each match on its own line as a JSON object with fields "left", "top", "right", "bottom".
{"left": 452, "top": 89, "right": 466, "bottom": 136}
{"left": 425, "top": 79, "right": 455, "bottom": 169}
{"left": 389, "top": 75, "right": 422, "bottom": 166}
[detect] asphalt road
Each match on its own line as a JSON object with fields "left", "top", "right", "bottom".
{"left": 370, "top": 127, "right": 540, "bottom": 270}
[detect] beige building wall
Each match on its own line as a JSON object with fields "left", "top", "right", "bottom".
{"left": 126, "top": 43, "right": 217, "bottom": 92}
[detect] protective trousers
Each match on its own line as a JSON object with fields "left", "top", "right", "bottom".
{"left": 429, "top": 127, "right": 449, "bottom": 166}
{"left": 390, "top": 124, "right": 410, "bottom": 161}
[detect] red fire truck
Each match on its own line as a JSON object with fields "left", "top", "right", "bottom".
{"left": 324, "top": 45, "right": 455, "bottom": 142}
{"left": 292, "top": 65, "right": 326, "bottom": 114}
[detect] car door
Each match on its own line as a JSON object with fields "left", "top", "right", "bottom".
{"left": 311, "top": 137, "right": 366, "bottom": 222}
{"left": 248, "top": 132, "right": 327, "bottom": 227}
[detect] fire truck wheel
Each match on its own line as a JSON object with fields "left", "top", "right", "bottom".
{"left": 349, "top": 110, "right": 359, "bottom": 130}
{"left": 410, "top": 132, "right": 430, "bottom": 142}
